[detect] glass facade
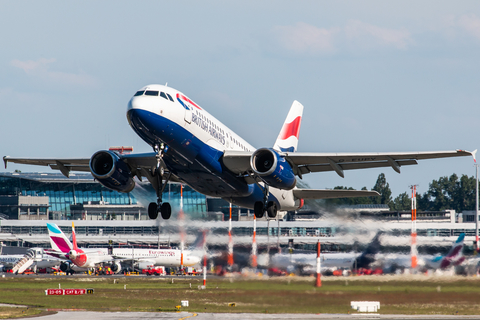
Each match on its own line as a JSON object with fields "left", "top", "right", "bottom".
{"left": 0, "top": 173, "right": 208, "bottom": 219}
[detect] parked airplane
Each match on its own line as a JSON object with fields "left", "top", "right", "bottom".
{"left": 1, "top": 248, "right": 63, "bottom": 273}
{"left": 370, "top": 233, "right": 466, "bottom": 273}
{"left": 269, "top": 232, "right": 382, "bottom": 274}
{"left": 47, "top": 223, "right": 201, "bottom": 272}
{"left": 47, "top": 222, "right": 120, "bottom": 273}
{"left": 4, "top": 85, "right": 475, "bottom": 219}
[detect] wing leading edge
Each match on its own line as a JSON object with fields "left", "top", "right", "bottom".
{"left": 3, "top": 152, "right": 181, "bottom": 182}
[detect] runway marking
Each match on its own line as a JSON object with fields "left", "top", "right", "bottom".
{"left": 179, "top": 313, "right": 197, "bottom": 320}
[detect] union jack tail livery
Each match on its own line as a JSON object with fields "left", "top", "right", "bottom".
{"left": 47, "top": 223, "right": 73, "bottom": 253}
{"left": 273, "top": 100, "right": 304, "bottom": 153}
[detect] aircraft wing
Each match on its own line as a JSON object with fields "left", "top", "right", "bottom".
{"left": 222, "top": 149, "right": 475, "bottom": 178}
{"left": 3, "top": 153, "right": 181, "bottom": 182}
{"left": 292, "top": 189, "right": 379, "bottom": 199}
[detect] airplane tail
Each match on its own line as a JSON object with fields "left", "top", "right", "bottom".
{"left": 188, "top": 230, "right": 207, "bottom": 251}
{"left": 46, "top": 223, "right": 73, "bottom": 253}
{"left": 273, "top": 101, "right": 304, "bottom": 153}
{"left": 439, "top": 233, "right": 465, "bottom": 269}
{"left": 71, "top": 222, "right": 78, "bottom": 250}
{"left": 353, "top": 231, "right": 383, "bottom": 269}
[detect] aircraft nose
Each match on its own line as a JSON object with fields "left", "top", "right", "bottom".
{"left": 127, "top": 96, "right": 143, "bottom": 111}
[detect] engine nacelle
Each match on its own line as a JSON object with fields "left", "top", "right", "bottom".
{"left": 89, "top": 151, "right": 135, "bottom": 193}
{"left": 110, "top": 260, "right": 122, "bottom": 273}
{"left": 250, "top": 148, "right": 296, "bottom": 190}
{"left": 60, "top": 261, "right": 72, "bottom": 272}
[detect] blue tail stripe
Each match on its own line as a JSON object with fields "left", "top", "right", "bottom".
{"left": 47, "top": 223, "right": 62, "bottom": 234}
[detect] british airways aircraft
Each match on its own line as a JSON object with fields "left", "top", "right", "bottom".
{"left": 3, "top": 84, "right": 475, "bottom": 219}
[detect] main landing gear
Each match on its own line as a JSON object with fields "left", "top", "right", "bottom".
{"left": 148, "top": 143, "right": 172, "bottom": 220}
{"left": 253, "top": 184, "right": 277, "bottom": 219}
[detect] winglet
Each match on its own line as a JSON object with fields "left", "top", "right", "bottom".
{"left": 472, "top": 149, "right": 477, "bottom": 163}
{"left": 3, "top": 156, "right": 8, "bottom": 169}
{"left": 71, "top": 222, "right": 78, "bottom": 250}
{"left": 273, "top": 101, "right": 304, "bottom": 153}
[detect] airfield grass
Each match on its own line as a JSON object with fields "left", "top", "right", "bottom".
{"left": 1, "top": 276, "right": 480, "bottom": 316}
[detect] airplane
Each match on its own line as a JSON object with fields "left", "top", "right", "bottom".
{"left": 3, "top": 84, "right": 475, "bottom": 220}
{"left": 268, "top": 232, "right": 382, "bottom": 275}
{"left": 1, "top": 248, "right": 63, "bottom": 273}
{"left": 423, "top": 233, "right": 465, "bottom": 270}
{"left": 368, "top": 233, "right": 466, "bottom": 273}
{"left": 47, "top": 223, "right": 201, "bottom": 272}
{"left": 47, "top": 222, "right": 121, "bottom": 273}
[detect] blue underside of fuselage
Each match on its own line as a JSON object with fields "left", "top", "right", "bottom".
{"left": 126, "top": 109, "right": 279, "bottom": 209}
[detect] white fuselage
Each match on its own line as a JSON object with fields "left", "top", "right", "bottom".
{"left": 127, "top": 84, "right": 299, "bottom": 211}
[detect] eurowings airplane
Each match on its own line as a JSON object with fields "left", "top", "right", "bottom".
{"left": 268, "top": 232, "right": 382, "bottom": 274}
{"left": 4, "top": 85, "right": 475, "bottom": 219}
{"left": 47, "top": 223, "right": 201, "bottom": 271}
{"left": 371, "top": 233, "right": 466, "bottom": 272}
{"left": 47, "top": 222, "right": 121, "bottom": 272}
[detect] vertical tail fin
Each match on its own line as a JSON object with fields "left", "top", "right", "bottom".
{"left": 273, "top": 100, "right": 304, "bottom": 153}
{"left": 71, "top": 222, "right": 78, "bottom": 250}
{"left": 46, "top": 223, "right": 73, "bottom": 253}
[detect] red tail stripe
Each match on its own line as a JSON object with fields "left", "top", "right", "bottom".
{"left": 279, "top": 116, "right": 302, "bottom": 140}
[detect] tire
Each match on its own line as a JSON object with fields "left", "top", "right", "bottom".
{"left": 254, "top": 201, "right": 264, "bottom": 219}
{"left": 148, "top": 202, "right": 158, "bottom": 219}
{"left": 160, "top": 202, "right": 172, "bottom": 220}
{"left": 267, "top": 201, "right": 277, "bottom": 218}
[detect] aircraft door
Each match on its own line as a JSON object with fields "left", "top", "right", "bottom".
{"left": 184, "top": 105, "right": 192, "bottom": 124}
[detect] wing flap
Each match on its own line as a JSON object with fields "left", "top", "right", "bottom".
{"left": 299, "top": 159, "right": 418, "bottom": 175}
{"left": 286, "top": 150, "right": 472, "bottom": 166}
{"left": 293, "top": 189, "right": 380, "bottom": 199}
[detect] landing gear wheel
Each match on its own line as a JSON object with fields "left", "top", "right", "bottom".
{"left": 160, "top": 202, "right": 172, "bottom": 220}
{"left": 254, "top": 201, "right": 264, "bottom": 218}
{"left": 267, "top": 201, "right": 277, "bottom": 218}
{"left": 148, "top": 202, "right": 158, "bottom": 219}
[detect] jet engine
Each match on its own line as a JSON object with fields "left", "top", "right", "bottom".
{"left": 60, "top": 261, "right": 73, "bottom": 273}
{"left": 110, "top": 260, "right": 122, "bottom": 273}
{"left": 89, "top": 151, "right": 135, "bottom": 193}
{"left": 250, "top": 148, "right": 296, "bottom": 190}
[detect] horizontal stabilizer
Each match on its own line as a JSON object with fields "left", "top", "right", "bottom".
{"left": 292, "top": 189, "right": 380, "bottom": 199}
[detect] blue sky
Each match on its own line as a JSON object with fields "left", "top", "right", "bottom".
{"left": 1, "top": 1, "right": 479, "bottom": 198}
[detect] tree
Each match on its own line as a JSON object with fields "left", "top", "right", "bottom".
{"left": 419, "top": 173, "right": 477, "bottom": 212}
{"left": 391, "top": 192, "right": 411, "bottom": 211}
{"left": 371, "top": 173, "right": 392, "bottom": 208}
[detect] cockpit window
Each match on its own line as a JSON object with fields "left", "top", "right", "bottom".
{"left": 134, "top": 90, "right": 144, "bottom": 96}
{"left": 160, "top": 92, "right": 168, "bottom": 100}
{"left": 145, "top": 90, "right": 159, "bottom": 96}
{"left": 166, "top": 93, "right": 174, "bottom": 101}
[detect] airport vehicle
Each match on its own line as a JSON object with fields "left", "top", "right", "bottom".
{"left": 47, "top": 222, "right": 201, "bottom": 272}
{"left": 4, "top": 85, "right": 475, "bottom": 219}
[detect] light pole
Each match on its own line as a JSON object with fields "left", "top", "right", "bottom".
{"left": 475, "top": 163, "right": 479, "bottom": 252}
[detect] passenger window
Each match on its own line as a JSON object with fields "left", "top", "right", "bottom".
{"left": 160, "top": 92, "right": 168, "bottom": 100}
{"left": 145, "top": 90, "right": 159, "bottom": 96}
{"left": 166, "top": 93, "right": 174, "bottom": 101}
{"left": 134, "top": 91, "right": 144, "bottom": 96}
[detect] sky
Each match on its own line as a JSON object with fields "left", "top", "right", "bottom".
{"left": 1, "top": 1, "right": 479, "bottom": 198}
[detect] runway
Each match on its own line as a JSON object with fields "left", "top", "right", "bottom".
{"left": 37, "top": 311, "right": 480, "bottom": 320}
